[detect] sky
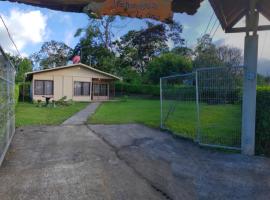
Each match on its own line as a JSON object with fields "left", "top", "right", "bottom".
{"left": 0, "top": 0, "right": 270, "bottom": 74}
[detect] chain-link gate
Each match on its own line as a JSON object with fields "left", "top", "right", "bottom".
{"left": 161, "top": 66, "right": 244, "bottom": 150}
{"left": 0, "top": 46, "right": 15, "bottom": 165}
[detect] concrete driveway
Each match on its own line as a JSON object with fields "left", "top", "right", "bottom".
{"left": 1, "top": 124, "right": 270, "bottom": 200}
{"left": 0, "top": 125, "right": 165, "bottom": 200}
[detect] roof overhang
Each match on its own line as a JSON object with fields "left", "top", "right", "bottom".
{"left": 3, "top": 0, "right": 203, "bottom": 21}
{"left": 25, "top": 63, "right": 121, "bottom": 81}
{"left": 209, "top": 0, "right": 270, "bottom": 32}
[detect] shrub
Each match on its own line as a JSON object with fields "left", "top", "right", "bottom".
{"left": 256, "top": 86, "right": 270, "bottom": 156}
{"left": 15, "top": 84, "right": 19, "bottom": 105}
{"left": 115, "top": 82, "right": 160, "bottom": 97}
{"left": 18, "top": 82, "right": 31, "bottom": 102}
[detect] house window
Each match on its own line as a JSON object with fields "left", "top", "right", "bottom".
{"left": 34, "top": 80, "right": 53, "bottom": 95}
{"left": 74, "top": 82, "right": 91, "bottom": 96}
{"left": 93, "top": 83, "right": 108, "bottom": 96}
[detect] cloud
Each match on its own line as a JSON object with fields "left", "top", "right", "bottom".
{"left": 0, "top": 9, "right": 48, "bottom": 56}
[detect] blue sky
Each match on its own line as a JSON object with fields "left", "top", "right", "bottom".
{"left": 0, "top": 0, "right": 270, "bottom": 74}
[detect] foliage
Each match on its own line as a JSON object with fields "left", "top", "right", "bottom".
{"left": 15, "top": 84, "right": 19, "bottom": 105}
{"left": 16, "top": 102, "right": 88, "bottom": 127}
{"left": 6, "top": 54, "right": 32, "bottom": 83}
{"left": 256, "top": 86, "right": 270, "bottom": 156}
{"left": 146, "top": 53, "right": 193, "bottom": 84}
{"left": 72, "top": 16, "right": 118, "bottom": 72}
{"left": 31, "top": 40, "right": 72, "bottom": 69}
{"left": 114, "top": 20, "right": 184, "bottom": 76}
{"left": 193, "top": 34, "right": 243, "bottom": 68}
{"left": 16, "top": 58, "right": 32, "bottom": 83}
{"left": 115, "top": 82, "right": 160, "bottom": 96}
{"left": 217, "top": 45, "right": 243, "bottom": 67}
{"left": 18, "top": 82, "right": 31, "bottom": 102}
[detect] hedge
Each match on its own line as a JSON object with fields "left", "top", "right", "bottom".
{"left": 115, "top": 82, "right": 160, "bottom": 96}
{"left": 256, "top": 86, "right": 270, "bottom": 156}
{"left": 15, "top": 84, "right": 19, "bottom": 105}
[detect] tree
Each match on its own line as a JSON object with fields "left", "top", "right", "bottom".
{"left": 193, "top": 34, "right": 222, "bottom": 68}
{"left": 217, "top": 46, "right": 243, "bottom": 67}
{"left": 146, "top": 53, "right": 193, "bottom": 84}
{"left": 171, "top": 46, "right": 193, "bottom": 58}
{"left": 72, "top": 16, "right": 119, "bottom": 72}
{"left": 31, "top": 40, "right": 72, "bottom": 69}
{"left": 115, "top": 20, "right": 185, "bottom": 76}
{"left": 16, "top": 58, "right": 32, "bottom": 83}
{"left": 7, "top": 54, "right": 32, "bottom": 83}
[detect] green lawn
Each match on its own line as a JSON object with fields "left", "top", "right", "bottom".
{"left": 16, "top": 102, "right": 88, "bottom": 127}
{"left": 89, "top": 99, "right": 241, "bottom": 147}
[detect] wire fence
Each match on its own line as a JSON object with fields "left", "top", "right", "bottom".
{"left": 161, "top": 66, "right": 244, "bottom": 150}
{"left": 0, "top": 46, "right": 15, "bottom": 165}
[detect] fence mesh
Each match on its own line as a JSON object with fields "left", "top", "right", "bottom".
{"left": 161, "top": 66, "right": 244, "bottom": 150}
{"left": 160, "top": 73, "right": 197, "bottom": 140}
{"left": 0, "top": 46, "right": 15, "bottom": 165}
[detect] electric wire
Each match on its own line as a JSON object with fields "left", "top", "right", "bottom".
{"left": 0, "top": 14, "right": 21, "bottom": 57}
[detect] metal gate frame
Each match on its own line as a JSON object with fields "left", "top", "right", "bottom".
{"left": 0, "top": 46, "right": 16, "bottom": 166}
{"left": 160, "top": 66, "right": 244, "bottom": 150}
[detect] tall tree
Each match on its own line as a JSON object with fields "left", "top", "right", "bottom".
{"left": 7, "top": 54, "right": 32, "bottom": 83}
{"left": 72, "top": 16, "right": 118, "bottom": 72}
{"left": 31, "top": 40, "right": 72, "bottom": 69}
{"left": 217, "top": 46, "right": 243, "bottom": 67}
{"left": 146, "top": 52, "right": 192, "bottom": 84}
{"left": 193, "top": 34, "right": 222, "bottom": 68}
{"left": 115, "top": 20, "right": 185, "bottom": 76}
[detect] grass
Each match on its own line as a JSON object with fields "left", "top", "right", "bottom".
{"left": 16, "top": 102, "right": 88, "bottom": 127}
{"left": 89, "top": 99, "right": 241, "bottom": 147}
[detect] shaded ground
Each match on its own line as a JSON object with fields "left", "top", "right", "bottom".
{"left": 89, "top": 124, "right": 270, "bottom": 200}
{"left": 0, "top": 125, "right": 164, "bottom": 200}
{"left": 1, "top": 123, "right": 270, "bottom": 200}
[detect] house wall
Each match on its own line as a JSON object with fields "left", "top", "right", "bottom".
{"left": 32, "top": 65, "right": 114, "bottom": 102}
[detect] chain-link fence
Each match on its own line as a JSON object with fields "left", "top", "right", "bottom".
{"left": 161, "top": 66, "right": 244, "bottom": 150}
{"left": 0, "top": 46, "right": 15, "bottom": 165}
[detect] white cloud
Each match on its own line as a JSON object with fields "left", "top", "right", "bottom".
{"left": 0, "top": 9, "right": 48, "bottom": 55}
{"left": 212, "top": 14, "right": 270, "bottom": 60}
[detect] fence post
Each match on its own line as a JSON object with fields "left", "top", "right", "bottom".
{"left": 160, "top": 78, "right": 163, "bottom": 129}
{"left": 195, "top": 70, "right": 201, "bottom": 143}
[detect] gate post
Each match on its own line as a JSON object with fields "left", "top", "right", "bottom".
{"left": 160, "top": 78, "right": 163, "bottom": 129}
{"left": 241, "top": 33, "right": 258, "bottom": 155}
{"left": 241, "top": 6, "right": 259, "bottom": 155}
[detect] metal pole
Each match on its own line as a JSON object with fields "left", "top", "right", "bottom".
{"left": 195, "top": 71, "right": 201, "bottom": 143}
{"left": 241, "top": 2, "right": 259, "bottom": 155}
{"left": 160, "top": 78, "right": 163, "bottom": 129}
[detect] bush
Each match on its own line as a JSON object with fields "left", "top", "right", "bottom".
{"left": 18, "top": 82, "right": 31, "bottom": 102}
{"left": 256, "top": 86, "right": 270, "bottom": 156}
{"left": 15, "top": 84, "right": 19, "bottom": 105}
{"left": 115, "top": 82, "right": 160, "bottom": 97}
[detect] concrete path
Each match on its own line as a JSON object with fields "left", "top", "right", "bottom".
{"left": 62, "top": 102, "right": 100, "bottom": 125}
{"left": 89, "top": 124, "right": 270, "bottom": 200}
{"left": 1, "top": 123, "right": 270, "bottom": 200}
{"left": 0, "top": 125, "right": 165, "bottom": 200}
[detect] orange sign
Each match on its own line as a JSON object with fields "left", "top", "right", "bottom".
{"left": 86, "top": 0, "right": 173, "bottom": 21}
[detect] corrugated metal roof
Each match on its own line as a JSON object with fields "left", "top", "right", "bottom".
{"left": 209, "top": 0, "right": 270, "bottom": 31}
{"left": 5, "top": 0, "right": 203, "bottom": 16}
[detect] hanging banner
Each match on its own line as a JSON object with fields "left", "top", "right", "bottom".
{"left": 85, "top": 0, "right": 173, "bottom": 21}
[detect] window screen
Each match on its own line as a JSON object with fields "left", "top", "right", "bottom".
{"left": 74, "top": 82, "right": 91, "bottom": 96}
{"left": 34, "top": 80, "right": 53, "bottom": 95}
{"left": 93, "top": 83, "right": 108, "bottom": 96}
